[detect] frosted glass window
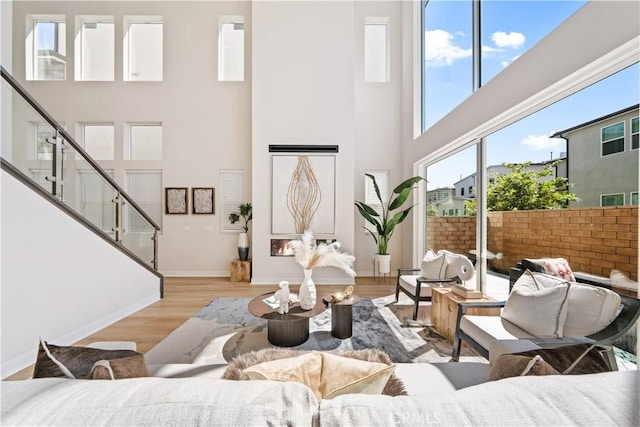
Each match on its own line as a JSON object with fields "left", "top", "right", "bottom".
{"left": 77, "top": 19, "right": 114, "bottom": 81}
{"left": 364, "top": 170, "right": 389, "bottom": 219}
{"left": 124, "top": 18, "right": 163, "bottom": 81}
{"left": 364, "top": 20, "right": 389, "bottom": 82}
{"left": 83, "top": 124, "right": 114, "bottom": 160}
{"left": 221, "top": 170, "right": 244, "bottom": 231}
{"left": 128, "top": 124, "right": 162, "bottom": 160}
{"left": 28, "top": 18, "right": 66, "bottom": 80}
{"left": 126, "top": 171, "right": 162, "bottom": 231}
{"left": 218, "top": 18, "right": 244, "bottom": 81}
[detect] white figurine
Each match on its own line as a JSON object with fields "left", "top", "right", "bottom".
{"left": 273, "top": 281, "right": 290, "bottom": 314}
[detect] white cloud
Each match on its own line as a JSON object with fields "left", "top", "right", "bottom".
{"left": 521, "top": 134, "right": 564, "bottom": 151}
{"left": 425, "top": 29, "right": 472, "bottom": 67}
{"left": 501, "top": 55, "right": 520, "bottom": 68}
{"left": 492, "top": 31, "right": 525, "bottom": 49}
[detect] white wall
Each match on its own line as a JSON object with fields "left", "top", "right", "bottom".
{"left": 1, "top": 169, "right": 161, "bottom": 378}
{"left": 11, "top": 1, "right": 252, "bottom": 277}
{"left": 250, "top": 1, "right": 404, "bottom": 283}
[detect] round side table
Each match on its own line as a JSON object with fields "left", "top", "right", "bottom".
{"left": 322, "top": 294, "right": 360, "bottom": 339}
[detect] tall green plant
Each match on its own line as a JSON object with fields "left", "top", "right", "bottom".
{"left": 354, "top": 174, "right": 424, "bottom": 255}
{"left": 229, "top": 202, "right": 252, "bottom": 232}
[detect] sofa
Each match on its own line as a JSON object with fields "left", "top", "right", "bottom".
{"left": 2, "top": 357, "right": 637, "bottom": 426}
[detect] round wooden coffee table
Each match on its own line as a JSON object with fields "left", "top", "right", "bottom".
{"left": 322, "top": 294, "right": 360, "bottom": 339}
{"left": 248, "top": 291, "right": 326, "bottom": 347}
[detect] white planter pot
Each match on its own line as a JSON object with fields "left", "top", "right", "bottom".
{"left": 238, "top": 232, "right": 249, "bottom": 261}
{"left": 376, "top": 254, "right": 391, "bottom": 274}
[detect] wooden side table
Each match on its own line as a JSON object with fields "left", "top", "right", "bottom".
{"left": 322, "top": 294, "right": 360, "bottom": 339}
{"left": 431, "top": 287, "right": 501, "bottom": 343}
{"left": 230, "top": 260, "right": 251, "bottom": 282}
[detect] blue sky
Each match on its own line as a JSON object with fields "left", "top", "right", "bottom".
{"left": 423, "top": 0, "right": 640, "bottom": 189}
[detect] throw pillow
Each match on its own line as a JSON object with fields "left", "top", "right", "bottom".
{"left": 33, "top": 339, "right": 144, "bottom": 379}
{"left": 222, "top": 348, "right": 406, "bottom": 397}
{"left": 563, "top": 282, "right": 621, "bottom": 336}
{"left": 522, "top": 258, "right": 576, "bottom": 282}
{"left": 419, "top": 254, "right": 448, "bottom": 279}
{"left": 492, "top": 344, "right": 611, "bottom": 380}
{"left": 89, "top": 355, "right": 150, "bottom": 380}
{"left": 241, "top": 352, "right": 394, "bottom": 400}
{"left": 490, "top": 354, "right": 560, "bottom": 381}
{"left": 422, "top": 248, "right": 437, "bottom": 262}
{"left": 501, "top": 270, "right": 570, "bottom": 338}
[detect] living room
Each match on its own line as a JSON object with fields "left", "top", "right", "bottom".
{"left": 1, "top": 1, "right": 639, "bottom": 425}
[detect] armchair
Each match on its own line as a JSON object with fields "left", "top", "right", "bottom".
{"left": 396, "top": 250, "right": 474, "bottom": 321}
{"left": 452, "top": 283, "right": 640, "bottom": 370}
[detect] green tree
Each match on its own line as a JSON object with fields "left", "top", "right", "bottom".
{"left": 464, "top": 162, "right": 578, "bottom": 214}
{"left": 427, "top": 203, "right": 438, "bottom": 217}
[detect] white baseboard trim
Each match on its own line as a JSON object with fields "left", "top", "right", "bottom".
{"left": 0, "top": 293, "right": 159, "bottom": 380}
{"left": 161, "top": 271, "right": 228, "bottom": 277}
{"left": 250, "top": 277, "right": 356, "bottom": 285}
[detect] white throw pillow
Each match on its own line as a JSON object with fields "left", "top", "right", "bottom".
{"left": 501, "top": 271, "right": 570, "bottom": 338}
{"left": 422, "top": 249, "right": 437, "bottom": 262}
{"left": 420, "top": 254, "right": 447, "bottom": 279}
{"left": 563, "top": 283, "right": 621, "bottom": 337}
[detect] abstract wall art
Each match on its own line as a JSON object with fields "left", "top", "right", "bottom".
{"left": 272, "top": 155, "right": 335, "bottom": 234}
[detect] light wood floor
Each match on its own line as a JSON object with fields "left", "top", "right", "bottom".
{"left": 7, "top": 276, "right": 397, "bottom": 380}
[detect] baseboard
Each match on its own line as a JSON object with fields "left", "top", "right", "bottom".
{"left": 0, "top": 294, "right": 159, "bottom": 379}
{"left": 161, "top": 271, "right": 228, "bottom": 277}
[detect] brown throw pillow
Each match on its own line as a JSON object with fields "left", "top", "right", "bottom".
{"left": 491, "top": 344, "right": 612, "bottom": 381}
{"left": 490, "top": 354, "right": 559, "bottom": 381}
{"left": 223, "top": 348, "right": 407, "bottom": 396}
{"left": 33, "top": 339, "right": 144, "bottom": 379}
{"left": 89, "top": 355, "right": 150, "bottom": 380}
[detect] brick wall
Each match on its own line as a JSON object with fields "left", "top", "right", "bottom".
{"left": 426, "top": 206, "right": 638, "bottom": 280}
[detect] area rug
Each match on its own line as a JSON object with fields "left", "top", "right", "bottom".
{"left": 144, "top": 294, "right": 485, "bottom": 366}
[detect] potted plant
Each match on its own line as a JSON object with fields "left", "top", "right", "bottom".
{"left": 354, "top": 174, "right": 424, "bottom": 274}
{"left": 229, "top": 202, "right": 252, "bottom": 261}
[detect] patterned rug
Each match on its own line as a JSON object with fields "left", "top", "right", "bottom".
{"left": 144, "top": 294, "right": 485, "bottom": 366}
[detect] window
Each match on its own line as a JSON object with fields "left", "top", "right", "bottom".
{"left": 124, "top": 17, "right": 163, "bottom": 81}
{"left": 77, "top": 169, "right": 115, "bottom": 233}
{"left": 75, "top": 17, "right": 114, "bottom": 81}
{"left": 468, "top": 185, "right": 473, "bottom": 196}
{"left": 127, "top": 123, "right": 162, "bottom": 160}
{"left": 631, "top": 117, "right": 638, "bottom": 150}
{"left": 632, "top": 192, "right": 638, "bottom": 206}
{"left": 221, "top": 170, "right": 245, "bottom": 231}
{"left": 601, "top": 193, "right": 624, "bottom": 207}
{"left": 461, "top": 187, "right": 465, "bottom": 196}
{"left": 218, "top": 17, "right": 244, "bottom": 82}
{"left": 26, "top": 16, "right": 66, "bottom": 80}
{"left": 364, "top": 171, "right": 389, "bottom": 222}
{"left": 82, "top": 124, "right": 114, "bottom": 160}
{"left": 126, "top": 171, "right": 162, "bottom": 231}
{"left": 364, "top": 18, "right": 389, "bottom": 82}
{"left": 601, "top": 121, "right": 625, "bottom": 156}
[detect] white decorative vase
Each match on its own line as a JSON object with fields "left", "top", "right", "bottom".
{"left": 238, "top": 232, "right": 249, "bottom": 261}
{"left": 299, "top": 268, "right": 316, "bottom": 310}
{"left": 376, "top": 254, "right": 391, "bottom": 274}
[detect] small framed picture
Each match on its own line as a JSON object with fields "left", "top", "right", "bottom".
{"left": 192, "top": 187, "right": 215, "bottom": 214}
{"left": 165, "top": 187, "right": 188, "bottom": 214}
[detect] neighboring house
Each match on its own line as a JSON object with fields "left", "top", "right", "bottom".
{"left": 552, "top": 105, "right": 639, "bottom": 207}
{"left": 453, "top": 157, "right": 567, "bottom": 201}
{"left": 426, "top": 187, "right": 465, "bottom": 216}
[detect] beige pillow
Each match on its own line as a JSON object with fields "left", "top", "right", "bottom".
{"left": 563, "top": 282, "right": 621, "bottom": 336}
{"left": 419, "top": 254, "right": 447, "bottom": 279}
{"left": 241, "top": 352, "right": 394, "bottom": 400}
{"left": 501, "top": 270, "right": 570, "bottom": 338}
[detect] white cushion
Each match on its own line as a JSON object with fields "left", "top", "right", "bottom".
{"left": 563, "top": 283, "right": 621, "bottom": 336}
{"left": 422, "top": 249, "right": 437, "bottom": 262}
{"left": 398, "top": 276, "right": 434, "bottom": 297}
{"left": 501, "top": 271, "right": 570, "bottom": 338}
{"left": 460, "top": 316, "right": 533, "bottom": 351}
{"left": 420, "top": 254, "right": 448, "bottom": 279}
